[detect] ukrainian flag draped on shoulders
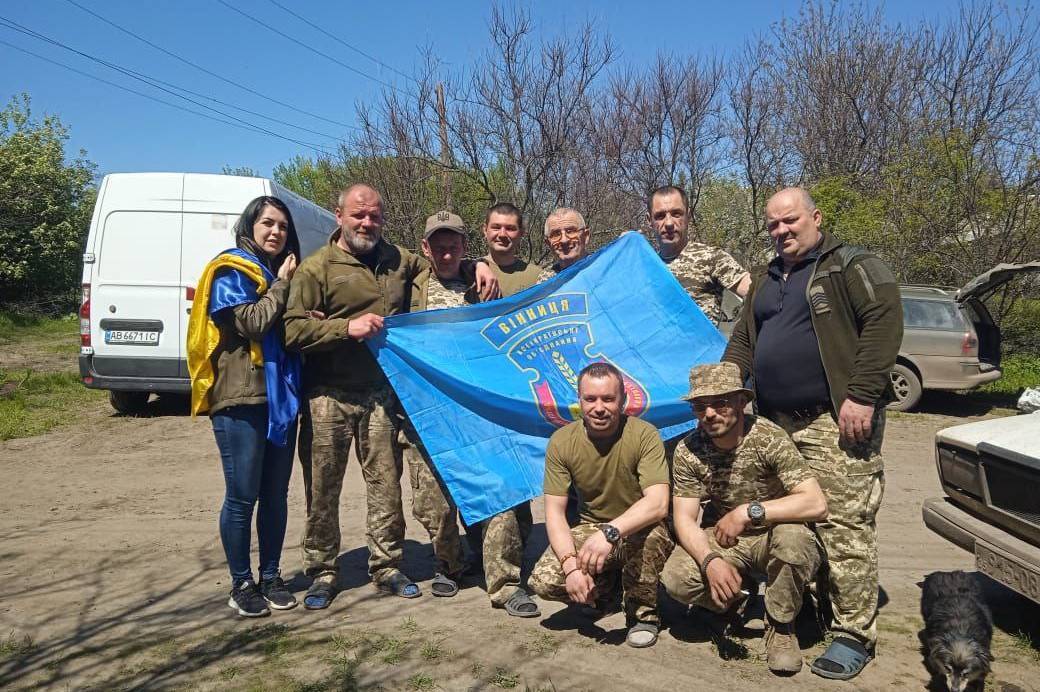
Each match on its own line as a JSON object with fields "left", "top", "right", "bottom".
{"left": 187, "top": 247, "right": 301, "bottom": 446}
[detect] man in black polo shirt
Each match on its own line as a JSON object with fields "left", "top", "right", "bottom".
{"left": 724, "top": 187, "right": 902, "bottom": 681}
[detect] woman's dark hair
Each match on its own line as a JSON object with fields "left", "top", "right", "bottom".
{"left": 233, "top": 195, "right": 302, "bottom": 272}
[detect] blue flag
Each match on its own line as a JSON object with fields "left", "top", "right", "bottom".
{"left": 368, "top": 232, "right": 726, "bottom": 525}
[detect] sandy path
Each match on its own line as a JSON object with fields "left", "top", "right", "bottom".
{"left": 0, "top": 399, "right": 1037, "bottom": 691}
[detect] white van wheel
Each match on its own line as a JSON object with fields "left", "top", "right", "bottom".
{"left": 109, "top": 390, "right": 150, "bottom": 414}
{"left": 887, "top": 365, "right": 922, "bottom": 412}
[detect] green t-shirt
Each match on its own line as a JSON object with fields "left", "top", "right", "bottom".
{"left": 485, "top": 256, "right": 544, "bottom": 297}
{"left": 543, "top": 416, "right": 669, "bottom": 524}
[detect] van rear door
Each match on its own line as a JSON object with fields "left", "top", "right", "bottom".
{"left": 90, "top": 174, "right": 184, "bottom": 379}
{"left": 178, "top": 175, "right": 268, "bottom": 378}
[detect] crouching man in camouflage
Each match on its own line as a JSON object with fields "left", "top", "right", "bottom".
{"left": 661, "top": 363, "right": 828, "bottom": 674}
{"left": 529, "top": 362, "right": 673, "bottom": 648}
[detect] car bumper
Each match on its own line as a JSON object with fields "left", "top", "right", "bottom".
{"left": 79, "top": 354, "right": 190, "bottom": 393}
{"left": 923, "top": 496, "right": 1040, "bottom": 604}
{"left": 917, "top": 358, "right": 1001, "bottom": 391}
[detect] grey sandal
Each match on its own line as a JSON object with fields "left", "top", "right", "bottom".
{"left": 499, "top": 588, "right": 540, "bottom": 617}
{"left": 626, "top": 622, "right": 659, "bottom": 648}
{"left": 430, "top": 572, "right": 459, "bottom": 598}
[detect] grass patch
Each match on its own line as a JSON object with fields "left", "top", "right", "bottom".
{"left": 0, "top": 631, "right": 35, "bottom": 660}
{"left": 0, "top": 369, "right": 105, "bottom": 440}
{"left": 0, "top": 310, "right": 79, "bottom": 343}
{"left": 407, "top": 672, "right": 436, "bottom": 691}
{"left": 490, "top": 667, "right": 519, "bottom": 689}
{"left": 980, "top": 354, "right": 1040, "bottom": 396}
{"left": 522, "top": 633, "right": 559, "bottom": 656}
{"left": 399, "top": 617, "right": 420, "bottom": 635}
{"left": 1009, "top": 630, "right": 1040, "bottom": 664}
{"left": 420, "top": 638, "right": 448, "bottom": 662}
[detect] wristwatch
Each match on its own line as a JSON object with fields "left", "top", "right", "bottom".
{"left": 747, "top": 501, "right": 766, "bottom": 528}
{"left": 598, "top": 523, "right": 621, "bottom": 545}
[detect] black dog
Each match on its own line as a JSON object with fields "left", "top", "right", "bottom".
{"left": 921, "top": 571, "right": 993, "bottom": 692}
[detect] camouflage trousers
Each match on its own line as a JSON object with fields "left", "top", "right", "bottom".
{"left": 399, "top": 427, "right": 465, "bottom": 577}
{"left": 660, "top": 524, "right": 821, "bottom": 623}
{"left": 529, "top": 522, "right": 674, "bottom": 625}
{"left": 773, "top": 408, "right": 886, "bottom": 646}
{"left": 299, "top": 385, "right": 404, "bottom": 584}
{"left": 470, "top": 503, "right": 533, "bottom": 606}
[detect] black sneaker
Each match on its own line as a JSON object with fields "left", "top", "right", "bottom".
{"left": 260, "top": 575, "right": 298, "bottom": 610}
{"left": 228, "top": 579, "right": 270, "bottom": 618}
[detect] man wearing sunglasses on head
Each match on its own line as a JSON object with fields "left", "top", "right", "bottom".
{"left": 661, "top": 362, "right": 828, "bottom": 675}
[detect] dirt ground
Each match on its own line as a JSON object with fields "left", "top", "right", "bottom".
{"left": 1, "top": 390, "right": 1039, "bottom": 691}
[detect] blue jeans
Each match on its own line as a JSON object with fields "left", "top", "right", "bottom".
{"left": 212, "top": 405, "right": 297, "bottom": 583}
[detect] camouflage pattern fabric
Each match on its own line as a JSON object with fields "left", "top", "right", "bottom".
{"left": 661, "top": 524, "right": 821, "bottom": 623}
{"left": 298, "top": 385, "right": 405, "bottom": 584}
{"left": 399, "top": 427, "right": 465, "bottom": 577}
{"left": 680, "top": 361, "right": 754, "bottom": 402}
{"left": 662, "top": 241, "right": 747, "bottom": 326}
{"left": 478, "top": 503, "right": 533, "bottom": 605}
{"left": 770, "top": 409, "right": 886, "bottom": 645}
{"left": 426, "top": 275, "right": 471, "bottom": 310}
{"left": 529, "top": 522, "right": 674, "bottom": 625}
{"left": 536, "top": 264, "right": 559, "bottom": 284}
{"left": 672, "top": 416, "right": 815, "bottom": 529}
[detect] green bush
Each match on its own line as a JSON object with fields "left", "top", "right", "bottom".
{"left": 999, "top": 298, "right": 1040, "bottom": 358}
{"left": 980, "top": 354, "right": 1040, "bottom": 396}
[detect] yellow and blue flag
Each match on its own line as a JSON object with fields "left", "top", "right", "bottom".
{"left": 368, "top": 232, "right": 726, "bottom": 524}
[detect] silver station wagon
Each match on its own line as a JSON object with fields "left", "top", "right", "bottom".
{"left": 891, "top": 261, "right": 1039, "bottom": 411}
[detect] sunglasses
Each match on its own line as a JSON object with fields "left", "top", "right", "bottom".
{"left": 691, "top": 397, "right": 736, "bottom": 414}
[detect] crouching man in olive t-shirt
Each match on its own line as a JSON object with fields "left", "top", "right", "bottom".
{"left": 528, "top": 362, "right": 673, "bottom": 648}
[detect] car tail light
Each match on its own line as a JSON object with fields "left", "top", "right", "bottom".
{"left": 79, "top": 283, "right": 91, "bottom": 347}
{"left": 186, "top": 286, "right": 195, "bottom": 301}
{"left": 961, "top": 332, "right": 978, "bottom": 355}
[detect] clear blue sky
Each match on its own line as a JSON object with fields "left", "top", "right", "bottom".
{"left": 0, "top": 0, "right": 993, "bottom": 179}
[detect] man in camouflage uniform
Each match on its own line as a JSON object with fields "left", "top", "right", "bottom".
{"left": 723, "top": 187, "right": 902, "bottom": 680}
{"left": 284, "top": 185, "right": 497, "bottom": 608}
{"left": 529, "top": 362, "right": 672, "bottom": 648}
{"left": 537, "top": 207, "right": 591, "bottom": 283}
{"left": 648, "top": 185, "right": 750, "bottom": 326}
{"left": 398, "top": 211, "right": 479, "bottom": 597}
{"left": 472, "top": 202, "right": 544, "bottom": 617}
{"left": 661, "top": 362, "right": 828, "bottom": 674}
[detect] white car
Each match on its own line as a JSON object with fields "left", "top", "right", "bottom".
{"left": 922, "top": 412, "right": 1040, "bottom": 604}
{"left": 78, "top": 173, "right": 335, "bottom": 413}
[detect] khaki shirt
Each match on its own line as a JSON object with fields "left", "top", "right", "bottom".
{"left": 284, "top": 230, "right": 428, "bottom": 391}
{"left": 544, "top": 416, "right": 669, "bottom": 524}
{"left": 673, "top": 415, "right": 814, "bottom": 529}
{"left": 663, "top": 241, "right": 747, "bottom": 326}
{"left": 485, "top": 256, "right": 543, "bottom": 297}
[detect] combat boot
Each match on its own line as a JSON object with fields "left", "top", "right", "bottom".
{"left": 765, "top": 618, "right": 802, "bottom": 674}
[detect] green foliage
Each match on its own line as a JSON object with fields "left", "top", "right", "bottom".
{"left": 979, "top": 354, "right": 1040, "bottom": 396}
{"left": 221, "top": 164, "right": 260, "bottom": 177}
{"left": 998, "top": 298, "right": 1040, "bottom": 357}
{"left": 0, "top": 94, "right": 96, "bottom": 311}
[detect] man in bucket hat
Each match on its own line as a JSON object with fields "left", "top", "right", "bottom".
{"left": 661, "top": 362, "right": 828, "bottom": 674}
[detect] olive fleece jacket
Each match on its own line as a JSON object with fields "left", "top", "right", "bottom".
{"left": 208, "top": 278, "right": 291, "bottom": 415}
{"left": 284, "top": 230, "right": 428, "bottom": 391}
{"left": 723, "top": 231, "right": 903, "bottom": 413}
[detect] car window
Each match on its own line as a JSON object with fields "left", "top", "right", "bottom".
{"left": 902, "top": 298, "right": 964, "bottom": 330}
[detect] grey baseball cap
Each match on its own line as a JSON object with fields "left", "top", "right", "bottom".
{"left": 424, "top": 210, "right": 467, "bottom": 239}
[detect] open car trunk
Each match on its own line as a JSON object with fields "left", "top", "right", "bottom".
{"left": 956, "top": 260, "right": 1040, "bottom": 368}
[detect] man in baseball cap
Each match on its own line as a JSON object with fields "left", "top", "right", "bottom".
{"left": 662, "top": 362, "right": 829, "bottom": 675}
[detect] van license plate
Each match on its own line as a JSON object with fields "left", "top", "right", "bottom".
{"left": 105, "top": 330, "right": 160, "bottom": 345}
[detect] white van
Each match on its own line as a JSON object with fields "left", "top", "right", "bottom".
{"left": 79, "top": 173, "right": 335, "bottom": 413}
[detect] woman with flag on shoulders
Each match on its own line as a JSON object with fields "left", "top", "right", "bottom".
{"left": 187, "top": 195, "right": 303, "bottom": 618}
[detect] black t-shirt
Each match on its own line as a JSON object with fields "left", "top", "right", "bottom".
{"left": 752, "top": 251, "right": 831, "bottom": 413}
